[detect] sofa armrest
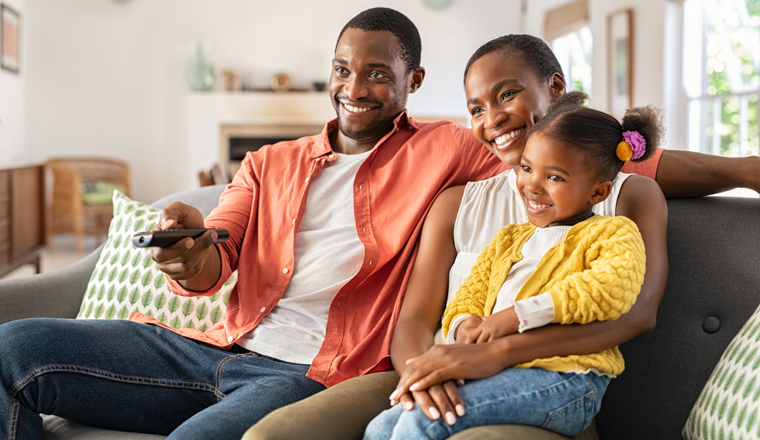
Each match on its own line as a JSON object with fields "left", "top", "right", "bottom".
{"left": 0, "top": 245, "right": 101, "bottom": 325}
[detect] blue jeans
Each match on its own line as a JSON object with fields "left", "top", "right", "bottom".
{"left": 0, "top": 318, "right": 325, "bottom": 440}
{"left": 364, "top": 367, "right": 610, "bottom": 440}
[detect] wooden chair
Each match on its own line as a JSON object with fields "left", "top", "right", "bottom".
{"left": 45, "top": 158, "right": 131, "bottom": 252}
{"left": 198, "top": 163, "right": 227, "bottom": 187}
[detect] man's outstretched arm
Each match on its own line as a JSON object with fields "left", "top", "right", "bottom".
{"left": 654, "top": 150, "right": 760, "bottom": 198}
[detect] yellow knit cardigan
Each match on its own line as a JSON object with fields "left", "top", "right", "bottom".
{"left": 442, "top": 215, "right": 646, "bottom": 376}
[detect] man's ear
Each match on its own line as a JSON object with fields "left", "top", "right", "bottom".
{"left": 548, "top": 72, "right": 565, "bottom": 100}
{"left": 589, "top": 180, "right": 613, "bottom": 205}
{"left": 409, "top": 67, "right": 426, "bottom": 94}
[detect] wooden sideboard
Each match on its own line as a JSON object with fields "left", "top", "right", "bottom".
{"left": 0, "top": 164, "right": 44, "bottom": 278}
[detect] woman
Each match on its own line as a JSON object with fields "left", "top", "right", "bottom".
{"left": 383, "top": 34, "right": 667, "bottom": 437}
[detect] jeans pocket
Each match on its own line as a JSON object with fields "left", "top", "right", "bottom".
{"left": 541, "top": 391, "right": 595, "bottom": 436}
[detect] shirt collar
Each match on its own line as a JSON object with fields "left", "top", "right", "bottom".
{"left": 310, "top": 110, "right": 420, "bottom": 160}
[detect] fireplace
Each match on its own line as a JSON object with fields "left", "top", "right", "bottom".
{"left": 219, "top": 122, "right": 324, "bottom": 180}
{"left": 187, "top": 91, "right": 335, "bottom": 189}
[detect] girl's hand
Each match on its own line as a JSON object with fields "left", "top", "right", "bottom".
{"left": 473, "top": 308, "right": 519, "bottom": 343}
{"left": 455, "top": 315, "right": 485, "bottom": 343}
{"left": 456, "top": 308, "right": 519, "bottom": 344}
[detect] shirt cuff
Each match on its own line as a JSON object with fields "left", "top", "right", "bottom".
{"left": 446, "top": 315, "right": 471, "bottom": 345}
{"left": 514, "top": 292, "right": 554, "bottom": 333}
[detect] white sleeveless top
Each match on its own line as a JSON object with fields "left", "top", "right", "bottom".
{"left": 439, "top": 169, "right": 631, "bottom": 338}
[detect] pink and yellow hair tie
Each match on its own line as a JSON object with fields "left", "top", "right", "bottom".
{"left": 616, "top": 131, "right": 646, "bottom": 162}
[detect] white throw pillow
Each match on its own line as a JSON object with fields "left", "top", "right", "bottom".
{"left": 684, "top": 304, "right": 760, "bottom": 439}
{"left": 77, "top": 191, "right": 236, "bottom": 332}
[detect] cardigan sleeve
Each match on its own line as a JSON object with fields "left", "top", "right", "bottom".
{"left": 549, "top": 217, "right": 646, "bottom": 325}
{"left": 442, "top": 225, "right": 517, "bottom": 337}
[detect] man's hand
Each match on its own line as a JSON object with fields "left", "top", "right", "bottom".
{"left": 151, "top": 202, "right": 220, "bottom": 288}
{"left": 456, "top": 308, "right": 519, "bottom": 344}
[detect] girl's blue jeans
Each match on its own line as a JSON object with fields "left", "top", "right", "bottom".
{"left": 364, "top": 367, "right": 610, "bottom": 440}
{"left": 0, "top": 318, "right": 325, "bottom": 440}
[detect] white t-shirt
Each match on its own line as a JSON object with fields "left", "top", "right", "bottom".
{"left": 238, "top": 150, "right": 371, "bottom": 364}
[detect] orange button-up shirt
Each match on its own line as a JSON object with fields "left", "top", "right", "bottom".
{"left": 132, "top": 112, "right": 662, "bottom": 387}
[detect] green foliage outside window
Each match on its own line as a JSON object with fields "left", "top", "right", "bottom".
{"left": 703, "top": 0, "right": 760, "bottom": 156}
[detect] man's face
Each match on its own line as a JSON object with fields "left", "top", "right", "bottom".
{"left": 330, "top": 29, "right": 414, "bottom": 143}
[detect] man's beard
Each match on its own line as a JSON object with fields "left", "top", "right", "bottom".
{"left": 336, "top": 114, "right": 394, "bottom": 143}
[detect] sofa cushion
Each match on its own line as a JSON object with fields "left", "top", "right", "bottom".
{"left": 683, "top": 303, "right": 760, "bottom": 439}
{"left": 76, "top": 191, "right": 236, "bottom": 331}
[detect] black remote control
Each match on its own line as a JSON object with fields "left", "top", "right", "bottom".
{"left": 132, "top": 228, "right": 229, "bottom": 248}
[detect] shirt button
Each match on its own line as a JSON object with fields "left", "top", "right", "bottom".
{"left": 362, "top": 227, "right": 366, "bottom": 232}
{"left": 359, "top": 185, "right": 363, "bottom": 189}
{"left": 227, "top": 336, "right": 233, "bottom": 343}
{"left": 292, "top": 219, "right": 296, "bottom": 225}
{"left": 368, "top": 259, "right": 373, "bottom": 266}
{"left": 260, "top": 307, "right": 266, "bottom": 313}
{"left": 329, "top": 154, "right": 335, "bottom": 159}
{"left": 337, "top": 301, "right": 341, "bottom": 307}
{"left": 305, "top": 177, "right": 310, "bottom": 182}
{"left": 283, "top": 268, "right": 289, "bottom": 274}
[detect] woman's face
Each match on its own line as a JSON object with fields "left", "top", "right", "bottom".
{"left": 465, "top": 51, "right": 565, "bottom": 167}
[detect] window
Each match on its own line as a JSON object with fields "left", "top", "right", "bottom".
{"left": 683, "top": 0, "right": 760, "bottom": 157}
{"left": 545, "top": 0, "right": 592, "bottom": 94}
{"left": 551, "top": 27, "right": 593, "bottom": 94}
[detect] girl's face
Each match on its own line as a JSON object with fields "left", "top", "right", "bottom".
{"left": 516, "top": 132, "right": 611, "bottom": 228}
{"left": 465, "top": 51, "right": 565, "bottom": 167}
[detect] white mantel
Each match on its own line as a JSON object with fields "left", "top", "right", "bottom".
{"left": 187, "top": 91, "right": 335, "bottom": 188}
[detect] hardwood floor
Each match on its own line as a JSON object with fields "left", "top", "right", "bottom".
{"left": 0, "top": 235, "right": 102, "bottom": 279}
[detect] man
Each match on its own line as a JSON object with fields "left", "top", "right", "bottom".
{"left": 0, "top": 8, "right": 503, "bottom": 440}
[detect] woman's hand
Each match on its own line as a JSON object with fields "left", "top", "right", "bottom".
{"left": 393, "top": 380, "right": 465, "bottom": 425}
{"left": 391, "top": 341, "right": 511, "bottom": 415}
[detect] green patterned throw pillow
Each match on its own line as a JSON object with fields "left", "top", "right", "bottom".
{"left": 77, "top": 191, "right": 236, "bottom": 332}
{"left": 684, "top": 305, "right": 760, "bottom": 439}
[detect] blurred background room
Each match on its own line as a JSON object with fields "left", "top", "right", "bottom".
{"left": 0, "top": 0, "right": 758, "bottom": 277}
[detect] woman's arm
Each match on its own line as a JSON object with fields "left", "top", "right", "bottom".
{"left": 393, "top": 175, "right": 668, "bottom": 394}
{"left": 654, "top": 150, "right": 760, "bottom": 197}
{"left": 390, "top": 185, "right": 468, "bottom": 423}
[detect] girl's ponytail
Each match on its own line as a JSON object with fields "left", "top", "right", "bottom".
{"left": 619, "top": 106, "right": 664, "bottom": 163}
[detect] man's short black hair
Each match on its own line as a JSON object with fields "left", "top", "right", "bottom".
{"left": 337, "top": 7, "right": 422, "bottom": 74}
{"left": 463, "top": 34, "right": 563, "bottom": 85}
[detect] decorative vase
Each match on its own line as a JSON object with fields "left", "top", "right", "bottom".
{"left": 187, "top": 44, "right": 215, "bottom": 92}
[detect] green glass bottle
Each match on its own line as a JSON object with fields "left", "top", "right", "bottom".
{"left": 187, "top": 44, "right": 215, "bottom": 92}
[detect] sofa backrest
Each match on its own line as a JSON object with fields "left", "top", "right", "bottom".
{"left": 596, "top": 196, "right": 760, "bottom": 439}
{"left": 151, "top": 184, "right": 227, "bottom": 217}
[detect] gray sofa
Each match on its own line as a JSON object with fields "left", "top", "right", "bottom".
{"left": 1, "top": 185, "right": 759, "bottom": 439}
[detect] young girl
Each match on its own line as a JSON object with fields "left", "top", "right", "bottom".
{"left": 363, "top": 91, "right": 664, "bottom": 439}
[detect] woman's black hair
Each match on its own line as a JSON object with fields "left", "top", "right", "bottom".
{"left": 463, "top": 34, "right": 563, "bottom": 85}
{"left": 529, "top": 91, "right": 664, "bottom": 180}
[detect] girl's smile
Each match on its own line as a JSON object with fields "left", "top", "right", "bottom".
{"left": 516, "top": 133, "right": 611, "bottom": 228}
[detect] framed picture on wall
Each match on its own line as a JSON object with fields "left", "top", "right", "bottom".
{"left": 608, "top": 8, "right": 632, "bottom": 119}
{"left": 1, "top": 3, "right": 20, "bottom": 74}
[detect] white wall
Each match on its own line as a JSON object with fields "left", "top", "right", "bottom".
{"left": 0, "top": 0, "right": 25, "bottom": 162}
{"left": 23, "top": 0, "right": 522, "bottom": 203}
